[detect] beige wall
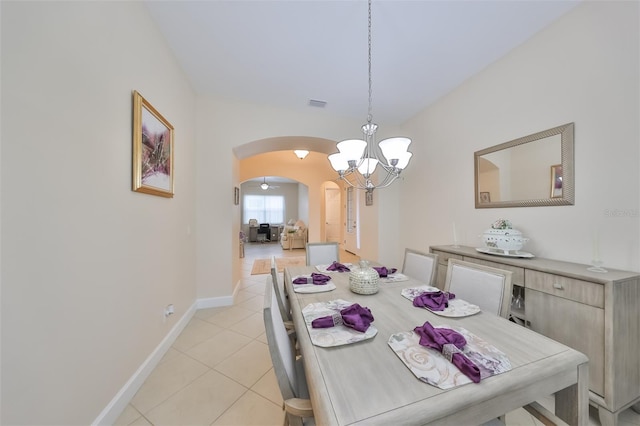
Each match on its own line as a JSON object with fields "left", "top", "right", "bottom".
{"left": 398, "top": 0, "right": 639, "bottom": 271}
{"left": 1, "top": 1, "right": 197, "bottom": 424}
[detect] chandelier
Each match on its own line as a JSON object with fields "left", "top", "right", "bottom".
{"left": 328, "top": 0, "right": 412, "bottom": 192}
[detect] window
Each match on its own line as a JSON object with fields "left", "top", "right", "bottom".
{"left": 243, "top": 195, "right": 284, "bottom": 224}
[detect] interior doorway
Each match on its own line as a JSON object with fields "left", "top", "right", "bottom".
{"left": 324, "top": 184, "right": 340, "bottom": 243}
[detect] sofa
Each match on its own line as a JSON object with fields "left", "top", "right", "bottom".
{"left": 280, "top": 222, "right": 308, "bottom": 250}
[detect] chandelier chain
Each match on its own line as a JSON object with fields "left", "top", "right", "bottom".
{"left": 367, "top": 0, "right": 373, "bottom": 124}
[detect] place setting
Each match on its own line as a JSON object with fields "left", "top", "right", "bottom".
{"left": 387, "top": 320, "right": 512, "bottom": 389}
{"left": 301, "top": 299, "right": 377, "bottom": 347}
{"left": 291, "top": 272, "right": 336, "bottom": 293}
{"left": 315, "top": 261, "right": 353, "bottom": 273}
{"left": 401, "top": 286, "right": 481, "bottom": 317}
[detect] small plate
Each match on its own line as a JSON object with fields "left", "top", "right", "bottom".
{"left": 302, "top": 299, "right": 377, "bottom": 347}
{"left": 401, "top": 286, "right": 481, "bottom": 317}
{"left": 476, "top": 247, "right": 535, "bottom": 258}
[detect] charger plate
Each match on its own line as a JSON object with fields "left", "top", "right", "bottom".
{"left": 401, "top": 286, "right": 481, "bottom": 317}
{"left": 388, "top": 325, "right": 511, "bottom": 389}
{"left": 302, "top": 299, "right": 377, "bottom": 347}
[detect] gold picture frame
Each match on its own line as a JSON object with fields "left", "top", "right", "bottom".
{"left": 132, "top": 91, "right": 174, "bottom": 198}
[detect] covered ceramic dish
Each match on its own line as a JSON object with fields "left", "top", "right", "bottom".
{"left": 482, "top": 219, "right": 529, "bottom": 253}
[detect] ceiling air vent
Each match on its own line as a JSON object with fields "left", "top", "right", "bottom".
{"left": 308, "top": 99, "right": 327, "bottom": 108}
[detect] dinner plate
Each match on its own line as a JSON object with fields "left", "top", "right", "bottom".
{"left": 401, "top": 286, "right": 481, "bottom": 317}
{"left": 476, "top": 247, "right": 535, "bottom": 258}
{"left": 388, "top": 325, "right": 512, "bottom": 389}
{"left": 302, "top": 299, "right": 377, "bottom": 347}
{"left": 292, "top": 277, "right": 337, "bottom": 293}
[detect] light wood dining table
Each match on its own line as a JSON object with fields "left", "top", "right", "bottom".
{"left": 284, "top": 265, "right": 589, "bottom": 426}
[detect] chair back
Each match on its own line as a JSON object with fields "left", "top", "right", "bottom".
{"left": 264, "top": 276, "right": 299, "bottom": 401}
{"left": 305, "top": 242, "right": 340, "bottom": 266}
{"left": 402, "top": 248, "right": 438, "bottom": 286}
{"left": 271, "top": 256, "right": 291, "bottom": 321}
{"left": 444, "top": 259, "right": 513, "bottom": 318}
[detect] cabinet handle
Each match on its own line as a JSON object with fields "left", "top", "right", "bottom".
{"left": 553, "top": 282, "right": 564, "bottom": 290}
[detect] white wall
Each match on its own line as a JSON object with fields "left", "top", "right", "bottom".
{"left": 1, "top": 2, "right": 196, "bottom": 424}
{"left": 398, "top": 1, "right": 639, "bottom": 271}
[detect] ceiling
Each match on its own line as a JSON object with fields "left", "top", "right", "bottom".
{"left": 145, "top": 0, "right": 580, "bottom": 126}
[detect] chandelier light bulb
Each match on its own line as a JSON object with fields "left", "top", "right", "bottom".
{"left": 294, "top": 149, "right": 309, "bottom": 159}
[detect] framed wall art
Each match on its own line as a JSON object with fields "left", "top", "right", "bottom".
{"left": 132, "top": 90, "right": 174, "bottom": 198}
{"left": 234, "top": 187, "right": 240, "bottom": 205}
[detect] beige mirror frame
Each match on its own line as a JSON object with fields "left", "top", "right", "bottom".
{"left": 474, "top": 122, "right": 574, "bottom": 208}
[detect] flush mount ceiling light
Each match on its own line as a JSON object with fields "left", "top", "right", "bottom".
{"left": 328, "top": 0, "right": 412, "bottom": 193}
{"left": 294, "top": 150, "right": 309, "bottom": 159}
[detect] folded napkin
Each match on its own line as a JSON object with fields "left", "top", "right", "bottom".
{"left": 373, "top": 266, "right": 397, "bottom": 277}
{"left": 413, "top": 321, "right": 481, "bottom": 383}
{"left": 326, "top": 261, "right": 351, "bottom": 272}
{"left": 293, "top": 273, "right": 331, "bottom": 285}
{"left": 312, "top": 303, "right": 374, "bottom": 332}
{"left": 413, "top": 291, "right": 455, "bottom": 311}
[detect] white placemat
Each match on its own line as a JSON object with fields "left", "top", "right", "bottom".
{"left": 292, "top": 275, "right": 337, "bottom": 293}
{"left": 401, "top": 286, "right": 481, "bottom": 317}
{"left": 380, "top": 272, "right": 409, "bottom": 283}
{"left": 388, "top": 325, "right": 511, "bottom": 389}
{"left": 302, "top": 299, "right": 377, "bottom": 347}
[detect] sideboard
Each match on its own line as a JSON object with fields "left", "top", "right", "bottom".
{"left": 430, "top": 245, "right": 640, "bottom": 426}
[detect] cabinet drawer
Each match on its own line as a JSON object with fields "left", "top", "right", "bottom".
{"left": 525, "top": 270, "right": 604, "bottom": 308}
{"left": 462, "top": 256, "right": 525, "bottom": 287}
{"left": 431, "top": 250, "right": 462, "bottom": 267}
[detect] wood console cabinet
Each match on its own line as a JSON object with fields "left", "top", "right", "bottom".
{"left": 430, "top": 245, "right": 640, "bottom": 425}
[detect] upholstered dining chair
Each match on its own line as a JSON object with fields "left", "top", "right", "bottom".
{"left": 444, "top": 258, "right": 513, "bottom": 319}
{"left": 264, "top": 277, "right": 314, "bottom": 426}
{"left": 401, "top": 248, "right": 438, "bottom": 286}
{"left": 305, "top": 242, "right": 340, "bottom": 266}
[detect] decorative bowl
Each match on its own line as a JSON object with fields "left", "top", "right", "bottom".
{"left": 482, "top": 228, "right": 529, "bottom": 253}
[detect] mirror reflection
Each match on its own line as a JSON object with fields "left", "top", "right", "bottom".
{"left": 475, "top": 123, "right": 574, "bottom": 208}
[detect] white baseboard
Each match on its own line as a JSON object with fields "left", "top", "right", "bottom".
{"left": 92, "top": 294, "right": 234, "bottom": 425}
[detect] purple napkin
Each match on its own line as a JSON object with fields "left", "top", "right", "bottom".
{"left": 413, "top": 291, "right": 455, "bottom": 311}
{"left": 326, "top": 261, "right": 351, "bottom": 272}
{"left": 373, "top": 266, "right": 397, "bottom": 277}
{"left": 311, "top": 303, "right": 374, "bottom": 332}
{"left": 293, "top": 273, "right": 331, "bottom": 285}
{"left": 413, "top": 321, "right": 481, "bottom": 383}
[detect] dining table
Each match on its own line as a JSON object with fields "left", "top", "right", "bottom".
{"left": 284, "top": 264, "right": 589, "bottom": 426}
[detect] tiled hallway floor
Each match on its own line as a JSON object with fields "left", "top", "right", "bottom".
{"left": 115, "top": 242, "right": 640, "bottom": 426}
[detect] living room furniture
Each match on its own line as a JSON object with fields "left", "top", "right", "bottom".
{"left": 430, "top": 245, "right": 640, "bottom": 426}
{"left": 280, "top": 223, "right": 307, "bottom": 250}
{"left": 257, "top": 223, "right": 270, "bottom": 242}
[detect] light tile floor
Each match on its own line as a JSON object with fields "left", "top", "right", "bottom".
{"left": 116, "top": 242, "right": 640, "bottom": 426}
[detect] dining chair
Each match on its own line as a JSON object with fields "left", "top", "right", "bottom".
{"left": 271, "top": 256, "right": 294, "bottom": 325}
{"left": 443, "top": 258, "right": 513, "bottom": 319}
{"left": 264, "top": 276, "right": 314, "bottom": 426}
{"left": 401, "top": 248, "right": 438, "bottom": 286}
{"left": 305, "top": 242, "right": 340, "bottom": 266}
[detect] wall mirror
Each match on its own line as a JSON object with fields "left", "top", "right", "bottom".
{"left": 475, "top": 122, "right": 574, "bottom": 208}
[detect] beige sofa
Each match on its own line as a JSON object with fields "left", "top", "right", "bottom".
{"left": 280, "top": 226, "right": 308, "bottom": 250}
